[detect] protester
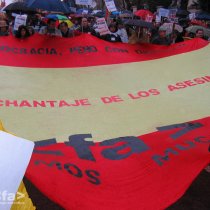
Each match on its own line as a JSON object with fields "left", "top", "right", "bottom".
{"left": 28, "top": 26, "right": 35, "bottom": 36}
{"left": 0, "top": 20, "right": 9, "bottom": 36}
{"left": 32, "top": 14, "right": 47, "bottom": 33}
{"left": 15, "top": 25, "right": 30, "bottom": 39}
{"left": 1, "top": 2, "right": 210, "bottom": 43}
{"left": 103, "top": 24, "right": 121, "bottom": 43}
{"left": 184, "top": 31, "right": 195, "bottom": 39}
{"left": 117, "top": 21, "right": 128, "bottom": 43}
{"left": 58, "top": 21, "right": 74, "bottom": 38}
{"left": 195, "top": 29, "right": 208, "bottom": 40}
{"left": 149, "top": 21, "right": 161, "bottom": 41}
{"left": 71, "top": 19, "right": 80, "bottom": 30}
{"left": 151, "top": 28, "right": 171, "bottom": 45}
{"left": 170, "top": 30, "right": 184, "bottom": 43}
{"left": 39, "top": 18, "right": 62, "bottom": 37}
{"left": 89, "top": 17, "right": 96, "bottom": 28}
{"left": 79, "top": 17, "right": 92, "bottom": 33}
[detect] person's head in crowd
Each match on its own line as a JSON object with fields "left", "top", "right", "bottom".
{"left": 58, "top": 21, "right": 68, "bottom": 33}
{"left": 116, "top": 19, "right": 124, "bottom": 29}
{"left": 143, "top": 3, "right": 149, "bottom": 10}
{"left": 47, "top": 18, "right": 57, "bottom": 30}
{"left": 171, "top": 30, "right": 184, "bottom": 43}
{"left": 73, "top": 19, "right": 79, "bottom": 26}
{"left": 28, "top": 26, "right": 35, "bottom": 36}
{"left": 89, "top": 17, "right": 95, "bottom": 26}
{"left": 109, "top": 24, "right": 118, "bottom": 33}
{"left": 185, "top": 31, "right": 195, "bottom": 38}
{"left": 35, "top": 14, "right": 42, "bottom": 21}
{"left": 112, "top": 18, "right": 117, "bottom": 24}
{"left": 15, "top": 25, "right": 30, "bottom": 39}
{"left": 39, "top": 18, "right": 62, "bottom": 36}
{"left": 58, "top": 21, "right": 72, "bottom": 37}
{"left": 27, "top": 18, "right": 33, "bottom": 27}
{"left": 195, "top": 29, "right": 204, "bottom": 38}
{"left": 158, "top": 28, "right": 167, "bottom": 38}
{"left": 81, "top": 18, "right": 88, "bottom": 27}
{"left": 58, "top": 21, "right": 75, "bottom": 37}
{"left": 88, "top": 21, "right": 92, "bottom": 27}
{"left": 118, "top": 22, "right": 124, "bottom": 29}
{"left": 0, "top": 20, "right": 9, "bottom": 36}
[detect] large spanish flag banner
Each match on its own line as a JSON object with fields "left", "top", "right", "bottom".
{"left": 0, "top": 34, "right": 210, "bottom": 210}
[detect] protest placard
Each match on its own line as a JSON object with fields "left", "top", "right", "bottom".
{"left": 75, "top": 0, "right": 92, "bottom": 6}
{"left": 14, "top": 15, "right": 27, "bottom": 31}
{"left": 158, "top": 8, "right": 170, "bottom": 18}
{"left": 96, "top": 18, "right": 110, "bottom": 35}
{"left": 189, "top": 13, "right": 196, "bottom": 20}
{"left": 104, "top": 0, "right": 117, "bottom": 12}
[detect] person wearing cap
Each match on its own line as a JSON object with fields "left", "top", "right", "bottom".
{"left": 151, "top": 28, "right": 171, "bottom": 46}
{"left": 0, "top": 20, "right": 9, "bottom": 36}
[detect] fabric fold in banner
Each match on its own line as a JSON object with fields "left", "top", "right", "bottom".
{"left": 26, "top": 117, "right": 210, "bottom": 210}
{"left": 0, "top": 34, "right": 208, "bottom": 68}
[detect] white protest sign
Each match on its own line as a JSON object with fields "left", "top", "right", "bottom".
{"left": 189, "top": 13, "right": 196, "bottom": 20}
{"left": 90, "top": 0, "right": 97, "bottom": 8}
{"left": 158, "top": 8, "right": 170, "bottom": 18}
{"left": 0, "top": 131, "right": 34, "bottom": 210}
{"left": 14, "top": 14, "right": 27, "bottom": 31}
{"left": 156, "top": 15, "right": 161, "bottom": 23}
{"left": 169, "top": 9, "right": 177, "bottom": 18}
{"left": 104, "top": 0, "right": 117, "bottom": 12}
{"left": 96, "top": 18, "right": 110, "bottom": 35}
{"left": 75, "top": 0, "right": 92, "bottom": 6}
{"left": 169, "top": 17, "right": 179, "bottom": 23}
{"left": 11, "top": 13, "right": 19, "bottom": 17}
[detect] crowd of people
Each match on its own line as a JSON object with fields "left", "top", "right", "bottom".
{"left": 0, "top": 8, "right": 210, "bottom": 45}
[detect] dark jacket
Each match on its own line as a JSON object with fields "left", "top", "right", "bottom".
{"left": 152, "top": 36, "right": 171, "bottom": 46}
{"left": 104, "top": 33, "right": 121, "bottom": 43}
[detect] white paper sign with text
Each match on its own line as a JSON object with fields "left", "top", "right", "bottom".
{"left": 104, "top": 0, "right": 117, "bottom": 12}
{"left": 75, "top": 0, "right": 93, "bottom": 6}
{"left": 97, "top": 18, "right": 110, "bottom": 35}
{"left": 0, "top": 131, "right": 34, "bottom": 210}
{"left": 14, "top": 15, "right": 27, "bottom": 31}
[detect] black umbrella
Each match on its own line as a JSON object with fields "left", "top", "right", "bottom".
{"left": 122, "top": 19, "right": 154, "bottom": 29}
{"left": 3, "top": 2, "right": 37, "bottom": 14}
{"left": 176, "top": 9, "right": 190, "bottom": 17}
